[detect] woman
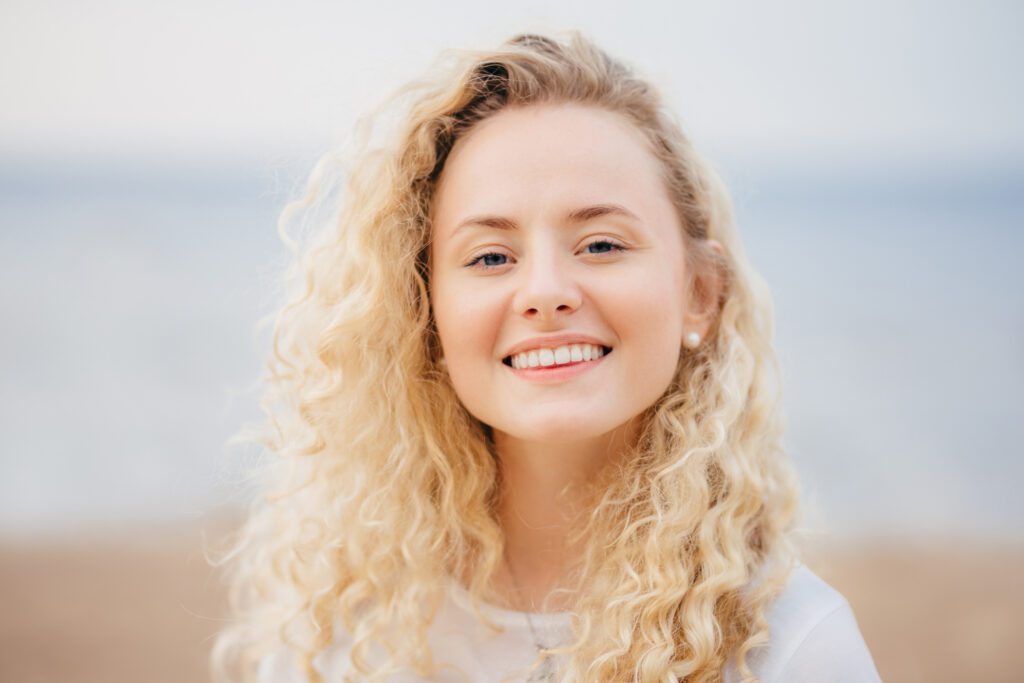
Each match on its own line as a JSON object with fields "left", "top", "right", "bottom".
{"left": 213, "top": 31, "right": 881, "bottom": 682}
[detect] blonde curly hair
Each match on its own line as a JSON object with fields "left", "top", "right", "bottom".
{"left": 212, "top": 30, "right": 803, "bottom": 683}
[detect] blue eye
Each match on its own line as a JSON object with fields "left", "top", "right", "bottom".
{"left": 465, "top": 252, "right": 509, "bottom": 270}
{"left": 585, "top": 239, "right": 626, "bottom": 255}
{"left": 464, "top": 240, "right": 627, "bottom": 271}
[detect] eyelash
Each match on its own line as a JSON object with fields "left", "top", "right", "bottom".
{"left": 465, "top": 239, "right": 628, "bottom": 270}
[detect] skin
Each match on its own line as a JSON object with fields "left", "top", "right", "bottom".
{"left": 429, "top": 103, "right": 722, "bottom": 611}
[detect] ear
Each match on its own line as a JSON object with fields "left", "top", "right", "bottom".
{"left": 682, "top": 239, "right": 726, "bottom": 345}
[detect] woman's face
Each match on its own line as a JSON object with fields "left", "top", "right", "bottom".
{"left": 429, "top": 103, "right": 709, "bottom": 444}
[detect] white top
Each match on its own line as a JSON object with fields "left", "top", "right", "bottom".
{"left": 258, "top": 561, "right": 881, "bottom": 682}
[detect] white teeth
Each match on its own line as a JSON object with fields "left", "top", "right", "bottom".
{"left": 510, "top": 343, "right": 608, "bottom": 369}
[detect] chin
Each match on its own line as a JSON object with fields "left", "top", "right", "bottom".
{"left": 495, "top": 414, "right": 616, "bottom": 445}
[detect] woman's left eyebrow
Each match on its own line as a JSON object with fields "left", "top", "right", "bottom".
{"left": 450, "top": 203, "right": 640, "bottom": 238}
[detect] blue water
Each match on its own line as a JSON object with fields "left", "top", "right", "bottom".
{"left": 1, "top": 161, "right": 1021, "bottom": 539}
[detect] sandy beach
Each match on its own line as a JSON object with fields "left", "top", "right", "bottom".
{"left": 1, "top": 519, "right": 1021, "bottom": 683}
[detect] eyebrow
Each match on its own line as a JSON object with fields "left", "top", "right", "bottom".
{"left": 450, "top": 203, "right": 640, "bottom": 238}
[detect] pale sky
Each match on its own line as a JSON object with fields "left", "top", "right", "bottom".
{"left": 1, "top": 0, "right": 1020, "bottom": 168}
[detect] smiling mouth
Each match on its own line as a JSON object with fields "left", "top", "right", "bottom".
{"left": 502, "top": 346, "right": 613, "bottom": 368}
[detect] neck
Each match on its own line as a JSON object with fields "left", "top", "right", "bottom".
{"left": 492, "top": 418, "right": 640, "bottom": 612}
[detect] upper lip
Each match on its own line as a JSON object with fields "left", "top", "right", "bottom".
{"left": 501, "top": 334, "right": 613, "bottom": 359}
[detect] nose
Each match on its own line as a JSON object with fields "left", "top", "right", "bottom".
{"left": 511, "top": 248, "right": 582, "bottom": 321}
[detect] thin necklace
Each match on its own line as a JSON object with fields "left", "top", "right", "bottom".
{"left": 503, "top": 550, "right": 561, "bottom": 683}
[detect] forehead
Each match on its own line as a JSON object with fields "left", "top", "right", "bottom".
{"left": 430, "top": 104, "right": 672, "bottom": 232}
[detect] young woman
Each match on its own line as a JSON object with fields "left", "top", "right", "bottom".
{"left": 213, "top": 31, "right": 881, "bottom": 683}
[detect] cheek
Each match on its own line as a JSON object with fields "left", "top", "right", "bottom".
{"left": 625, "top": 300, "right": 683, "bottom": 374}
{"left": 432, "top": 278, "right": 504, "bottom": 371}
{"left": 599, "top": 267, "right": 686, "bottom": 390}
{"left": 606, "top": 266, "right": 685, "bottom": 347}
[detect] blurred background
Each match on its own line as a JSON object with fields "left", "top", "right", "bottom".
{"left": 1, "top": 1, "right": 1021, "bottom": 681}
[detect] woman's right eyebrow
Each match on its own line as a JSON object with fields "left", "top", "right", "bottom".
{"left": 451, "top": 214, "right": 518, "bottom": 236}
{"left": 450, "top": 203, "right": 640, "bottom": 238}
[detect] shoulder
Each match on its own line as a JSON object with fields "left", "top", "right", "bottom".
{"left": 256, "top": 642, "right": 376, "bottom": 683}
{"left": 726, "top": 561, "right": 882, "bottom": 683}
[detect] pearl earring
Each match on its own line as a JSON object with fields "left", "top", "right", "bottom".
{"left": 683, "top": 332, "right": 701, "bottom": 349}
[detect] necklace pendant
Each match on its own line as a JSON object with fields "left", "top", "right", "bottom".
{"left": 526, "top": 655, "right": 557, "bottom": 682}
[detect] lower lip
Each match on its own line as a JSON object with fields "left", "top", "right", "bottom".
{"left": 504, "top": 353, "right": 609, "bottom": 384}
